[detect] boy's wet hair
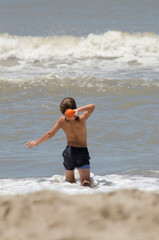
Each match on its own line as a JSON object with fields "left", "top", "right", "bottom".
{"left": 60, "top": 97, "right": 77, "bottom": 114}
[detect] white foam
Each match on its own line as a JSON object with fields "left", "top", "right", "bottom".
{"left": 1, "top": 31, "right": 159, "bottom": 84}
{"left": 0, "top": 171, "right": 159, "bottom": 196}
{"left": 0, "top": 31, "right": 159, "bottom": 62}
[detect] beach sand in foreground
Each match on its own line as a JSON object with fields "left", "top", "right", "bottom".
{"left": 0, "top": 189, "right": 159, "bottom": 240}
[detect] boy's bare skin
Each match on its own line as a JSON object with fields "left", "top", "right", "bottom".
{"left": 25, "top": 104, "right": 95, "bottom": 186}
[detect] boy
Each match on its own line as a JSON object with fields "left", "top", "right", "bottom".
{"left": 25, "top": 97, "right": 95, "bottom": 187}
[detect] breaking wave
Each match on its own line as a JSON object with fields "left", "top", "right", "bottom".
{"left": 0, "top": 31, "right": 159, "bottom": 85}
{"left": 0, "top": 31, "right": 159, "bottom": 62}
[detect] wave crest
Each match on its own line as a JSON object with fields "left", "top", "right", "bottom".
{"left": 0, "top": 31, "right": 159, "bottom": 61}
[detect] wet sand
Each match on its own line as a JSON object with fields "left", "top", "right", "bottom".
{"left": 0, "top": 189, "right": 159, "bottom": 240}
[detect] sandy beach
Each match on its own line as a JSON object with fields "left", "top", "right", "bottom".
{"left": 0, "top": 189, "right": 159, "bottom": 240}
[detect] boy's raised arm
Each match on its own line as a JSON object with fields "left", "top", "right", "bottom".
{"left": 75, "top": 104, "right": 95, "bottom": 120}
{"left": 25, "top": 118, "right": 62, "bottom": 149}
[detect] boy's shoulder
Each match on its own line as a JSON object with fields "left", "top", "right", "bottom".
{"left": 58, "top": 116, "right": 65, "bottom": 124}
{"left": 55, "top": 116, "right": 65, "bottom": 127}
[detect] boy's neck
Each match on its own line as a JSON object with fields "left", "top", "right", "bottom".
{"left": 65, "top": 116, "right": 79, "bottom": 121}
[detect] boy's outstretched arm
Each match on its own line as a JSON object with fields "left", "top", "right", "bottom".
{"left": 25, "top": 118, "right": 62, "bottom": 149}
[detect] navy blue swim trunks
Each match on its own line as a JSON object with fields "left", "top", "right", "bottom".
{"left": 62, "top": 146, "right": 90, "bottom": 170}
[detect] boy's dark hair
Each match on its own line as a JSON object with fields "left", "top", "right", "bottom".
{"left": 60, "top": 97, "right": 77, "bottom": 114}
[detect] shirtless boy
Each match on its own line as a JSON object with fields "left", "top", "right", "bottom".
{"left": 25, "top": 97, "right": 95, "bottom": 187}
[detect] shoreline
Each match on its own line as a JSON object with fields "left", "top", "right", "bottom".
{"left": 0, "top": 189, "right": 159, "bottom": 240}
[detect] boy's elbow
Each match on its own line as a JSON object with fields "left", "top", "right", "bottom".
{"left": 92, "top": 104, "right": 95, "bottom": 111}
{"left": 89, "top": 104, "right": 95, "bottom": 113}
{"left": 47, "top": 131, "right": 54, "bottom": 138}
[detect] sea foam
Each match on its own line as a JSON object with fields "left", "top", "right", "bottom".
{"left": 0, "top": 31, "right": 159, "bottom": 62}
{"left": 0, "top": 171, "right": 159, "bottom": 196}
{"left": 1, "top": 31, "right": 159, "bottom": 87}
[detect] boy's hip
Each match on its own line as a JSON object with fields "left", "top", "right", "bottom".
{"left": 62, "top": 146, "right": 91, "bottom": 171}
{"left": 62, "top": 145, "right": 91, "bottom": 160}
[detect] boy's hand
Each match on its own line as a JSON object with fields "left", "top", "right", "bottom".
{"left": 25, "top": 140, "right": 38, "bottom": 149}
{"left": 74, "top": 109, "right": 79, "bottom": 117}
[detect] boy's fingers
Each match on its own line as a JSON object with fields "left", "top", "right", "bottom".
{"left": 25, "top": 141, "right": 36, "bottom": 148}
{"left": 25, "top": 142, "right": 32, "bottom": 148}
{"left": 25, "top": 143, "right": 30, "bottom": 146}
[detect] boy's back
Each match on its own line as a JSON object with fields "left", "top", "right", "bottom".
{"left": 60, "top": 116, "right": 87, "bottom": 147}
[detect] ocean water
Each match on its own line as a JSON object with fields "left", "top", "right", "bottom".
{"left": 0, "top": 0, "right": 159, "bottom": 195}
